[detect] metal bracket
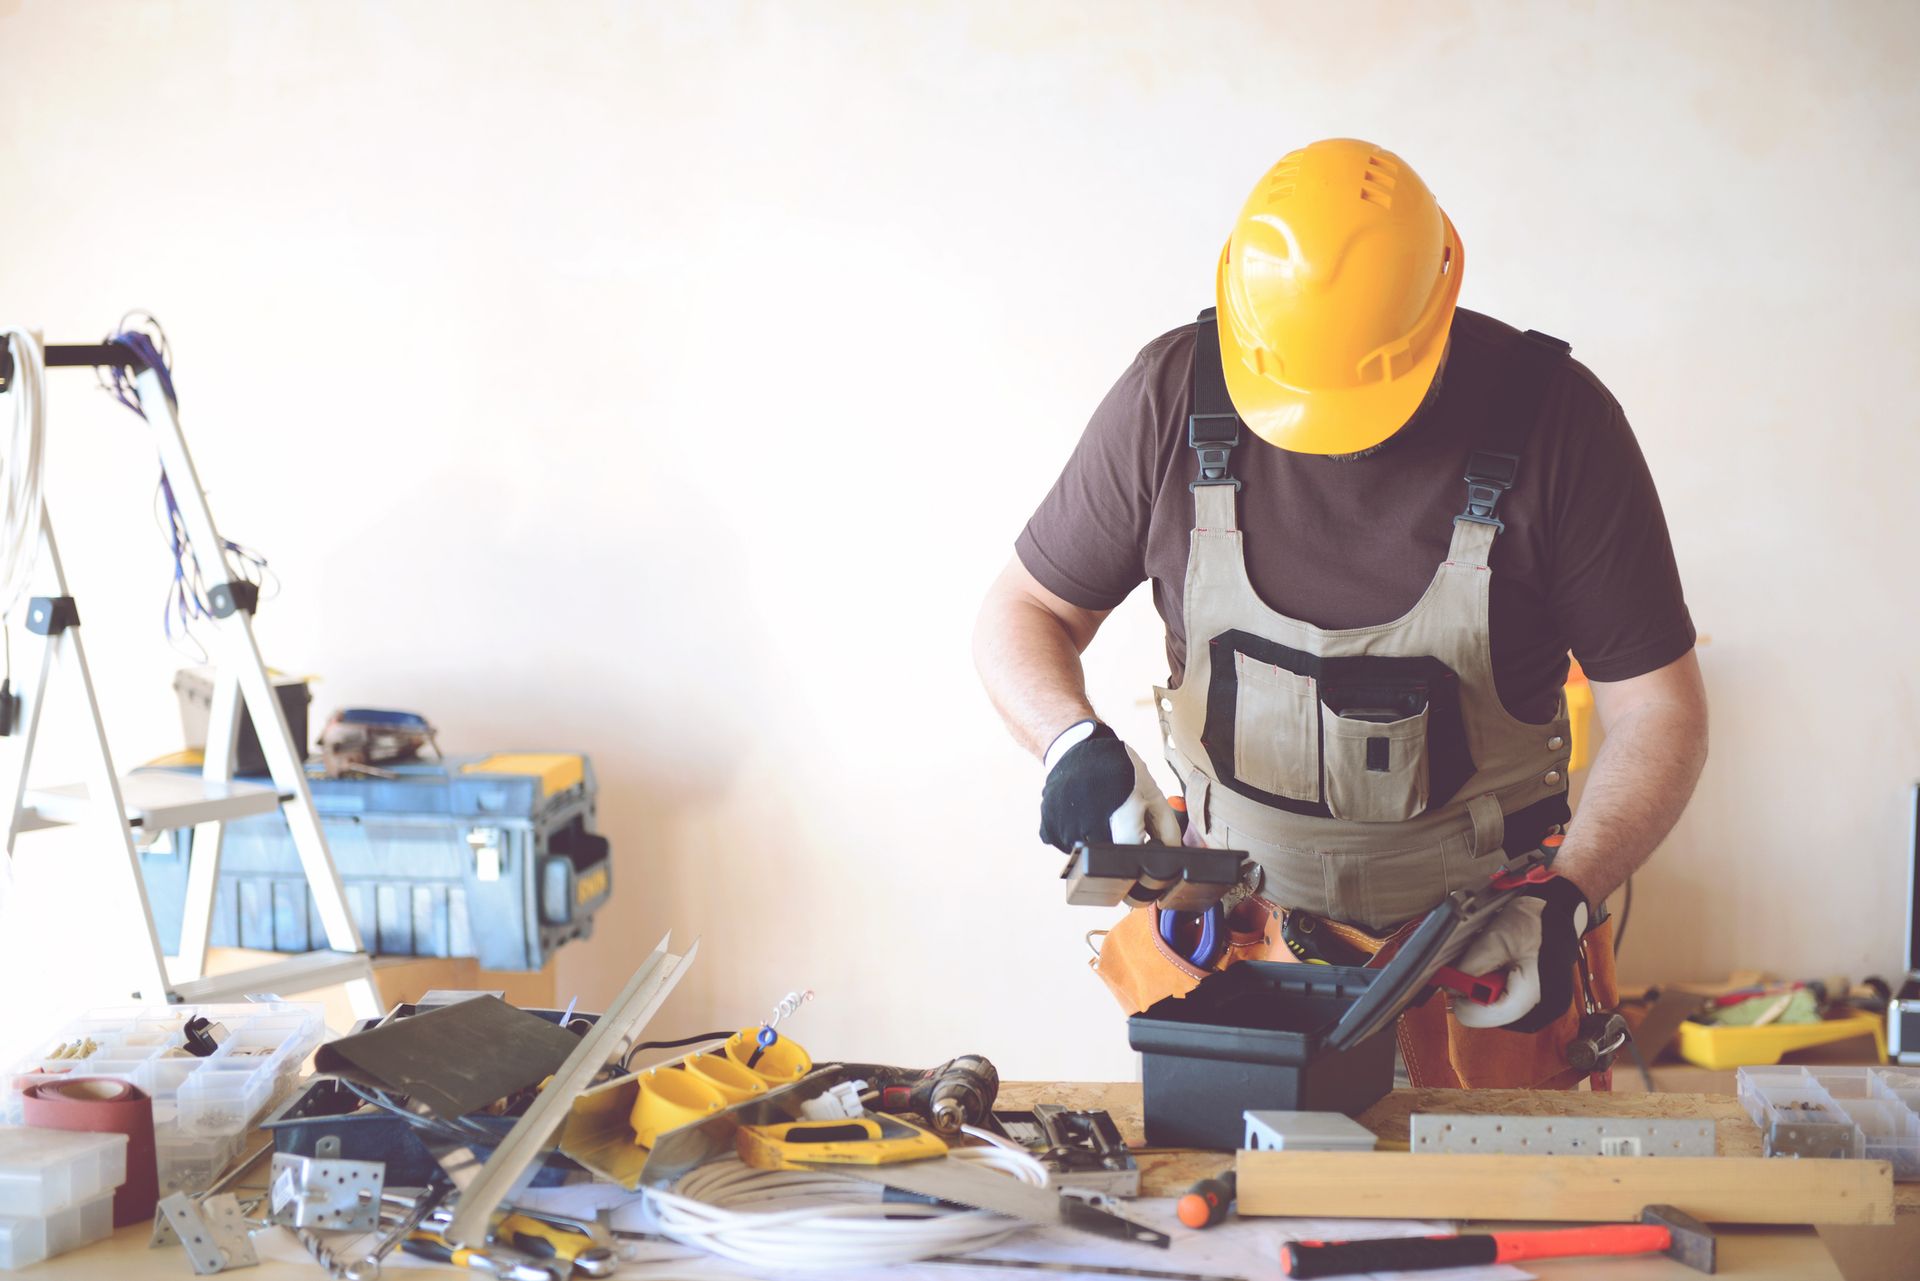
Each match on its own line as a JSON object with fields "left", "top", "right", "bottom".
{"left": 153, "top": 1192, "right": 259, "bottom": 1274}
{"left": 1765, "top": 1119, "right": 1861, "bottom": 1160}
{"left": 993, "top": 1106, "right": 1140, "bottom": 1196}
{"left": 269, "top": 1152, "right": 385, "bottom": 1230}
{"left": 1409, "top": 1113, "right": 1716, "bottom": 1157}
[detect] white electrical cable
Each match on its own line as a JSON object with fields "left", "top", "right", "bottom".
{"left": 643, "top": 1136, "right": 1051, "bottom": 1270}
{"left": 0, "top": 331, "right": 46, "bottom": 620}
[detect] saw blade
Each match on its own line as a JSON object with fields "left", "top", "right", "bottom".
{"left": 818, "top": 1159, "right": 1171, "bottom": 1249}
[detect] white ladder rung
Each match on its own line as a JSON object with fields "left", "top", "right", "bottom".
{"left": 25, "top": 771, "right": 282, "bottom": 830}
{"left": 169, "top": 950, "right": 375, "bottom": 1004}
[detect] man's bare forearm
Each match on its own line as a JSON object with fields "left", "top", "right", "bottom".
{"left": 972, "top": 571, "right": 1103, "bottom": 760}
{"left": 1555, "top": 664, "right": 1709, "bottom": 907}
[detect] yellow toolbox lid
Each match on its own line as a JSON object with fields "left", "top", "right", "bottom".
{"left": 460, "top": 753, "right": 585, "bottom": 797}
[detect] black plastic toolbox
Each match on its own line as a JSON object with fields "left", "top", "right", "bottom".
{"left": 1128, "top": 961, "right": 1396, "bottom": 1149}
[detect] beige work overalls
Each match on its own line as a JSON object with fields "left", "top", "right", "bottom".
{"left": 1092, "top": 314, "right": 1617, "bottom": 1090}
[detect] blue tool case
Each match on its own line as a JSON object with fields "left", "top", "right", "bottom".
{"left": 137, "top": 753, "right": 613, "bottom": 971}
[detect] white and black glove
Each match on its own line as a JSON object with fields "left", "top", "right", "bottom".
{"left": 1038, "top": 721, "right": 1181, "bottom": 851}
{"left": 1451, "top": 877, "right": 1591, "bottom": 1032}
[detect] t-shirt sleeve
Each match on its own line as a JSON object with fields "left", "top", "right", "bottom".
{"left": 1014, "top": 339, "right": 1174, "bottom": 610}
{"left": 1546, "top": 369, "right": 1697, "bottom": 682}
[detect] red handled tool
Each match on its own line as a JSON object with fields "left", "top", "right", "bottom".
{"left": 1280, "top": 1204, "right": 1715, "bottom": 1277}
{"left": 1431, "top": 964, "right": 1507, "bottom": 1005}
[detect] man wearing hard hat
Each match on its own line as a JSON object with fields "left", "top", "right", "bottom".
{"left": 974, "top": 139, "right": 1707, "bottom": 1088}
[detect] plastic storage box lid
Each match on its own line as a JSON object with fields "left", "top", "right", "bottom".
{"left": 0, "top": 1130, "right": 127, "bottom": 1218}
{"left": 1130, "top": 962, "right": 1383, "bottom": 1062}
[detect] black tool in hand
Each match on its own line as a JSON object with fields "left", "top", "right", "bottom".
{"left": 1280, "top": 1204, "right": 1715, "bottom": 1278}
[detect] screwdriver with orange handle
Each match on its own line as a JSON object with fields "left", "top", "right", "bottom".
{"left": 1174, "top": 1169, "right": 1234, "bottom": 1229}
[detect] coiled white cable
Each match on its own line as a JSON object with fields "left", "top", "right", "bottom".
{"left": 0, "top": 331, "right": 46, "bottom": 620}
{"left": 643, "top": 1129, "right": 1049, "bottom": 1270}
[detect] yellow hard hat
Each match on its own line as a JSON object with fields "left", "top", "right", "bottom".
{"left": 1216, "top": 139, "right": 1463, "bottom": 455}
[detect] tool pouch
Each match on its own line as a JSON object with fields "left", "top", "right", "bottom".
{"left": 1091, "top": 895, "right": 1380, "bottom": 1015}
{"left": 1396, "top": 916, "right": 1620, "bottom": 1090}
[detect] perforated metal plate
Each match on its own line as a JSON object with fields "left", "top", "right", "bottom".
{"left": 1409, "top": 1113, "right": 1715, "bottom": 1157}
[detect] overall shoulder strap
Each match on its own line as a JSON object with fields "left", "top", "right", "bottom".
{"left": 1188, "top": 308, "right": 1242, "bottom": 530}
{"left": 1456, "top": 328, "right": 1572, "bottom": 535}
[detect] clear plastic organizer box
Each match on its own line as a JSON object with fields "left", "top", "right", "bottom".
{"left": 1, "top": 1003, "right": 324, "bottom": 1196}
{"left": 1737, "top": 1065, "right": 1920, "bottom": 1180}
{"left": 0, "top": 1191, "right": 115, "bottom": 1270}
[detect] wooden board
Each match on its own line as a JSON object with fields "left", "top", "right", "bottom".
{"left": 1236, "top": 1150, "right": 1895, "bottom": 1225}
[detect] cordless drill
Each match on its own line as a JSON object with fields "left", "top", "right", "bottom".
{"left": 847, "top": 1054, "right": 1001, "bottom": 1136}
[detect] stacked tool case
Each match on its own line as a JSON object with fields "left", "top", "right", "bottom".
{"left": 137, "top": 752, "right": 613, "bottom": 971}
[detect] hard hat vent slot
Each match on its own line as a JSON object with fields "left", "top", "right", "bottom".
{"left": 1360, "top": 158, "right": 1398, "bottom": 209}
{"left": 1265, "top": 163, "right": 1299, "bottom": 201}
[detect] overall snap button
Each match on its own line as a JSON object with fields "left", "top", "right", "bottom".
{"left": 1547, "top": 735, "right": 1565, "bottom": 751}
{"left": 1543, "top": 770, "right": 1564, "bottom": 787}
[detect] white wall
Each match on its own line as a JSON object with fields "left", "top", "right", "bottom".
{"left": 0, "top": 1, "right": 1915, "bottom": 1078}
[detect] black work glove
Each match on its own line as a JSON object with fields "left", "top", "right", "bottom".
{"left": 1038, "top": 721, "right": 1182, "bottom": 852}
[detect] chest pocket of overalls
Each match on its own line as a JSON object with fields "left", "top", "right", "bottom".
{"left": 1205, "top": 631, "right": 1475, "bottom": 824}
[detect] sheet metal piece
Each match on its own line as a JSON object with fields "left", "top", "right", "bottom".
{"left": 1409, "top": 1113, "right": 1716, "bottom": 1157}
{"left": 440, "top": 935, "right": 692, "bottom": 1246}
{"left": 315, "top": 995, "right": 582, "bottom": 1120}
{"left": 155, "top": 1191, "right": 259, "bottom": 1274}
{"left": 826, "top": 1161, "right": 1172, "bottom": 1249}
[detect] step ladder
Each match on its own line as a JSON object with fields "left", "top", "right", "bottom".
{"left": 0, "top": 335, "right": 381, "bottom": 1018}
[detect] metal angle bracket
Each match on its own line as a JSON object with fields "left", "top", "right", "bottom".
{"left": 269, "top": 1152, "right": 386, "bottom": 1229}
{"left": 153, "top": 1192, "right": 260, "bottom": 1274}
{"left": 1409, "top": 1113, "right": 1716, "bottom": 1158}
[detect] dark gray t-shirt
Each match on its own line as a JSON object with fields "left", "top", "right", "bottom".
{"left": 1015, "top": 308, "right": 1696, "bottom": 723}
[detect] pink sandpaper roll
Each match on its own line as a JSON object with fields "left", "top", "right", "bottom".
{"left": 22, "top": 1077, "right": 158, "bottom": 1227}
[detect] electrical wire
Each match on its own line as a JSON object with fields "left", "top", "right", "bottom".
{"left": 642, "top": 1134, "right": 1049, "bottom": 1270}
{"left": 1614, "top": 874, "right": 1633, "bottom": 956}
{"left": 0, "top": 331, "right": 46, "bottom": 621}
{"left": 621, "top": 1030, "right": 733, "bottom": 1072}
{"left": 339, "top": 1079, "right": 504, "bottom": 1148}
{"left": 94, "top": 315, "right": 278, "bottom": 657}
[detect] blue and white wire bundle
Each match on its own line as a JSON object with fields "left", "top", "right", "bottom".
{"left": 99, "top": 318, "right": 275, "bottom": 655}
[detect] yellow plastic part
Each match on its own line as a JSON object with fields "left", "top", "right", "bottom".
{"left": 628, "top": 1066, "right": 727, "bottom": 1147}
{"left": 684, "top": 1051, "right": 768, "bottom": 1104}
{"left": 460, "top": 752, "right": 584, "bottom": 797}
{"left": 1217, "top": 138, "right": 1463, "bottom": 456}
{"left": 735, "top": 1115, "right": 948, "bottom": 1171}
{"left": 725, "top": 1028, "right": 812, "bottom": 1085}
{"left": 498, "top": 1214, "right": 597, "bottom": 1262}
{"left": 1565, "top": 671, "right": 1595, "bottom": 774}
{"left": 1676, "top": 1010, "right": 1887, "bottom": 1071}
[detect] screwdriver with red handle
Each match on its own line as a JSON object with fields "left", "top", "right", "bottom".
{"left": 1280, "top": 1204, "right": 1715, "bottom": 1277}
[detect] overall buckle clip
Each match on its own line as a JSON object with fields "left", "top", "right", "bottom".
{"left": 1187, "top": 413, "right": 1241, "bottom": 492}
